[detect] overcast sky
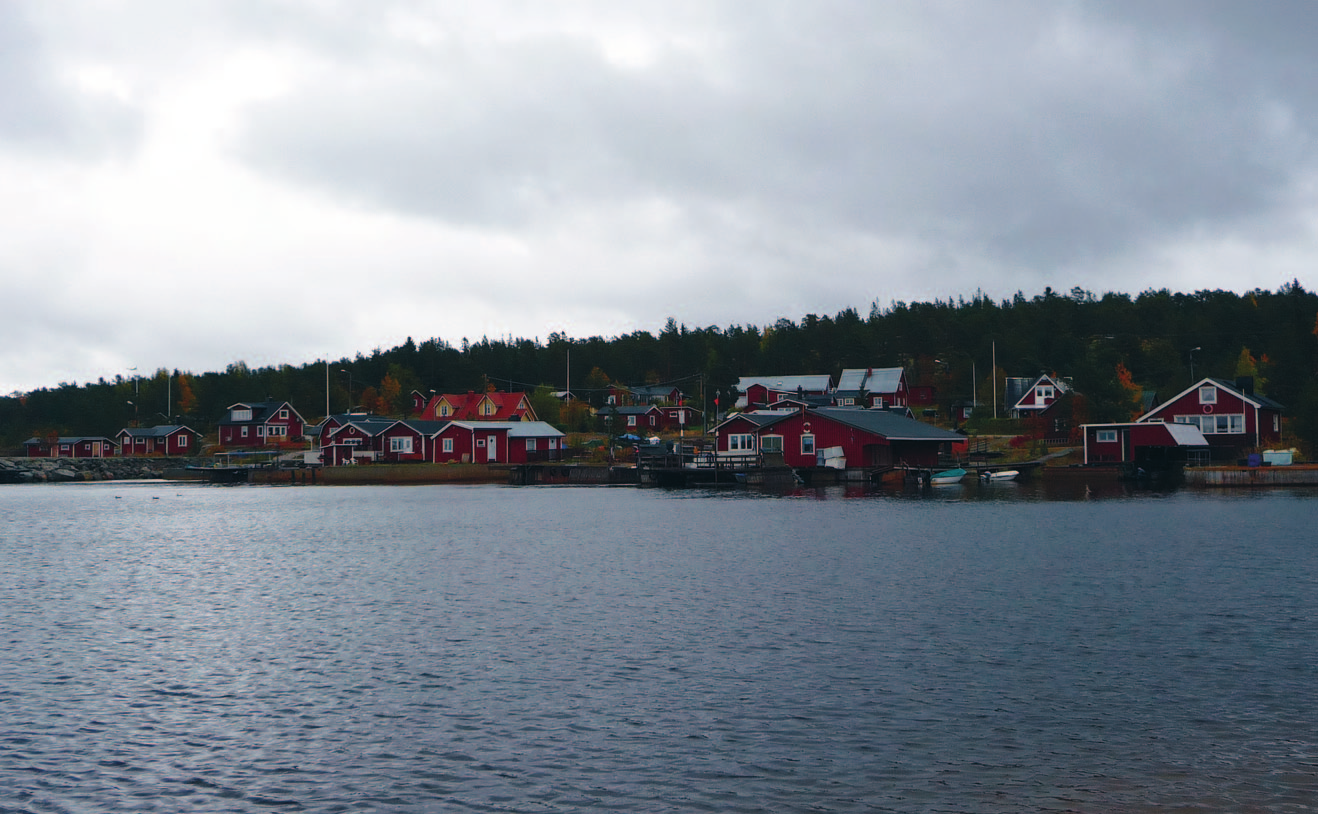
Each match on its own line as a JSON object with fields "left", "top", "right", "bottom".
{"left": 3, "top": 1, "right": 1317, "bottom": 394}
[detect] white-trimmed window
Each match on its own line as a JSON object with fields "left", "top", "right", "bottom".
{"left": 344, "top": 437, "right": 362, "bottom": 446}
{"left": 801, "top": 434, "right": 815, "bottom": 455}
{"left": 1199, "top": 385, "right": 1217, "bottom": 404}
{"left": 525, "top": 438, "right": 537, "bottom": 452}
{"left": 1037, "top": 385, "right": 1054, "bottom": 401}
{"left": 442, "top": 438, "right": 454, "bottom": 453}
{"left": 1175, "top": 414, "right": 1244, "bottom": 434}
{"left": 390, "top": 436, "right": 413, "bottom": 453}
{"left": 480, "top": 400, "right": 495, "bottom": 416}
{"left": 232, "top": 408, "right": 253, "bottom": 422}
{"left": 477, "top": 438, "right": 486, "bottom": 447}
{"left": 839, "top": 398, "right": 854, "bottom": 406}
{"left": 241, "top": 426, "right": 249, "bottom": 438}
{"left": 265, "top": 425, "right": 287, "bottom": 437}
{"left": 1096, "top": 430, "right": 1118, "bottom": 443}
{"left": 627, "top": 415, "right": 637, "bottom": 427}
{"left": 279, "top": 409, "right": 289, "bottom": 419}
{"left": 439, "top": 404, "right": 451, "bottom": 417}
{"left": 728, "top": 434, "right": 756, "bottom": 452}
{"left": 178, "top": 434, "right": 188, "bottom": 447}
{"left": 761, "top": 435, "right": 783, "bottom": 453}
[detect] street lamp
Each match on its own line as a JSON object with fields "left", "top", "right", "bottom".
{"left": 1189, "top": 347, "right": 1202, "bottom": 383}
{"left": 126, "top": 400, "right": 138, "bottom": 427}
{"left": 339, "top": 369, "right": 353, "bottom": 413}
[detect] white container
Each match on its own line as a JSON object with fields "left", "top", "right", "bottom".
{"left": 1262, "top": 449, "right": 1293, "bottom": 466}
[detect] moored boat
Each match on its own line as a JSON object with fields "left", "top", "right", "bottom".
{"left": 930, "top": 467, "right": 966, "bottom": 485}
{"left": 981, "top": 469, "right": 1019, "bottom": 482}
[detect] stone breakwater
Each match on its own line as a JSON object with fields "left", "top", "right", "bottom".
{"left": 0, "top": 456, "right": 205, "bottom": 483}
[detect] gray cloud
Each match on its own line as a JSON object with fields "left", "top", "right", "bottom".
{"left": 229, "top": 2, "right": 1318, "bottom": 276}
{"left": 0, "top": 5, "right": 141, "bottom": 158}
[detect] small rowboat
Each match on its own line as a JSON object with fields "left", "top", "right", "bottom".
{"left": 980, "top": 469, "right": 1019, "bottom": 482}
{"left": 929, "top": 467, "right": 966, "bottom": 485}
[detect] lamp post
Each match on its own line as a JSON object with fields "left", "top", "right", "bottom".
{"left": 339, "top": 369, "right": 353, "bottom": 413}
{"left": 1189, "top": 347, "right": 1201, "bottom": 383}
{"left": 126, "top": 400, "right": 138, "bottom": 428}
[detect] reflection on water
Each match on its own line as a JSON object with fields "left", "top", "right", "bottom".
{"left": 1, "top": 482, "right": 1316, "bottom": 812}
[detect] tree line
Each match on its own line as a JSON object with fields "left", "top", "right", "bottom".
{"left": 3, "top": 282, "right": 1317, "bottom": 454}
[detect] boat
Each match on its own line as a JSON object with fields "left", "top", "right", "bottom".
{"left": 929, "top": 467, "right": 966, "bottom": 485}
{"left": 980, "top": 469, "right": 1019, "bottom": 482}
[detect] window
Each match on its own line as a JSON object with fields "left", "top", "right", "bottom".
{"left": 525, "top": 438, "right": 537, "bottom": 451}
{"left": 761, "top": 435, "right": 783, "bottom": 453}
{"left": 178, "top": 434, "right": 188, "bottom": 447}
{"left": 1096, "top": 430, "right": 1118, "bottom": 443}
{"left": 480, "top": 400, "right": 494, "bottom": 416}
{"left": 1199, "top": 386, "right": 1217, "bottom": 404}
{"left": 477, "top": 438, "right": 486, "bottom": 447}
{"left": 649, "top": 415, "right": 656, "bottom": 426}
{"left": 728, "top": 434, "right": 756, "bottom": 452}
{"left": 840, "top": 398, "right": 854, "bottom": 406}
{"left": 1037, "top": 385, "right": 1054, "bottom": 401}
{"left": 279, "top": 409, "right": 289, "bottom": 419}
{"left": 241, "top": 426, "right": 249, "bottom": 438}
{"left": 344, "top": 438, "right": 362, "bottom": 446}
{"left": 627, "top": 416, "right": 637, "bottom": 427}
{"left": 265, "top": 425, "right": 287, "bottom": 437}
{"left": 801, "top": 434, "right": 815, "bottom": 455}
{"left": 232, "top": 408, "right": 253, "bottom": 422}
{"left": 439, "top": 404, "right": 451, "bottom": 417}
{"left": 390, "top": 436, "right": 413, "bottom": 453}
{"left": 442, "top": 438, "right": 454, "bottom": 453}
{"left": 1174, "top": 414, "right": 1244, "bottom": 434}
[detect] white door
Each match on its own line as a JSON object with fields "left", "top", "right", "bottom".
{"left": 486, "top": 435, "right": 498, "bottom": 462}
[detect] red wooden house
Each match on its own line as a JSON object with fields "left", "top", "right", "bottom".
{"left": 117, "top": 425, "right": 199, "bottom": 456}
{"left": 598, "top": 405, "right": 664, "bottom": 432}
{"left": 1082, "top": 422, "right": 1209, "bottom": 465}
{"left": 1011, "top": 374, "right": 1069, "bottom": 417}
{"left": 24, "top": 436, "right": 118, "bottom": 458}
{"left": 431, "top": 421, "right": 565, "bottom": 464}
{"left": 658, "top": 404, "right": 701, "bottom": 430}
{"left": 218, "top": 401, "right": 307, "bottom": 447}
{"left": 1137, "top": 377, "right": 1283, "bottom": 451}
{"left": 420, "top": 391, "right": 537, "bottom": 422}
{"left": 735, "top": 375, "right": 833, "bottom": 409}
{"left": 714, "top": 406, "right": 964, "bottom": 469}
{"left": 320, "top": 416, "right": 398, "bottom": 465}
{"left": 834, "top": 368, "right": 909, "bottom": 408}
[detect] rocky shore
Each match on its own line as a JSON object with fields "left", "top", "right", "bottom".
{"left": 0, "top": 456, "right": 206, "bottom": 483}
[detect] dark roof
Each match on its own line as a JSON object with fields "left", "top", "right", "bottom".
{"left": 598, "top": 405, "right": 661, "bottom": 416}
{"left": 811, "top": 407, "right": 965, "bottom": 441}
{"left": 120, "top": 424, "right": 196, "bottom": 438}
{"left": 25, "top": 436, "right": 117, "bottom": 445}
{"left": 1206, "top": 378, "right": 1284, "bottom": 410}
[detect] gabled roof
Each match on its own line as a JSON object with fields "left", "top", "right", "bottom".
{"left": 1140, "top": 377, "right": 1284, "bottom": 422}
{"left": 811, "top": 407, "right": 965, "bottom": 441}
{"left": 597, "top": 405, "right": 663, "bottom": 416}
{"left": 443, "top": 420, "right": 565, "bottom": 438}
{"left": 325, "top": 416, "right": 397, "bottom": 440}
{"left": 712, "top": 409, "right": 798, "bottom": 433}
{"left": 25, "top": 436, "right": 117, "bottom": 445}
{"left": 119, "top": 424, "right": 197, "bottom": 438}
{"left": 836, "top": 367, "right": 905, "bottom": 395}
{"left": 1011, "top": 374, "right": 1070, "bottom": 409}
{"left": 219, "top": 400, "right": 306, "bottom": 425}
{"left": 736, "top": 375, "right": 833, "bottom": 394}
{"left": 423, "top": 392, "right": 536, "bottom": 421}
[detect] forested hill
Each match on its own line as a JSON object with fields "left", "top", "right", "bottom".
{"left": 4, "top": 283, "right": 1317, "bottom": 451}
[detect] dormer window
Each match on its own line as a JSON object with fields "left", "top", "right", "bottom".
{"left": 278, "top": 409, "right": 289, "bottom": 419}
{"left": 1199, "top": 386, "right": 1217, "bottom": 405}
{"left": 232, "top": 408, "right": 253, "bottom": 422}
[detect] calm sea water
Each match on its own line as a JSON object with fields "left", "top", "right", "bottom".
{"left": 2, "top": 481, "right": 1317, "bottom": 813}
